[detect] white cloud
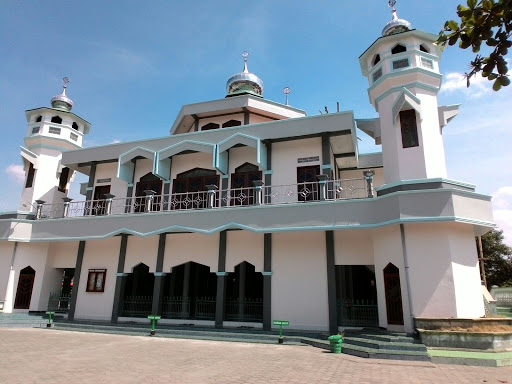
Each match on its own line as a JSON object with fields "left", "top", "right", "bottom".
{"left": 441, "top": 72, "right": 492, "bottom": 98}
{"left": 492, "top": 186, "right": 512, "bottom": 247}
{"left": 110, "top": 139, "right": 121, "bottom": 144}
{"left": 5, "top": 164, "right": 24, "bottom": 184}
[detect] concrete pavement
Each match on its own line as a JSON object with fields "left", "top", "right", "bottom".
{"left": 0, "top": 328, "right": 511, "bottom": 384}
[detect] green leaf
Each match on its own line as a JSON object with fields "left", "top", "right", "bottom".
{"left": 497, "top": 62, "right": 509, "bottom": 74}
{"left": 467, "top": 0, "right": 476, "bottom": 9}
{"left": 448, "top": 20, "right": 459, "bottom": 30}
{"left": 500, "top": 76, "right": 511, "bottom": 87}
{"left": 493, "top": 78, "right": 502, "bottom": 91}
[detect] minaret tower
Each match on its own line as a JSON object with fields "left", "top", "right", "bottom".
{"left": 19, "top": 78, "right": 91, "bottom": 212}
{"left": 358, "top": 1, "right": 458, "bottom": 184}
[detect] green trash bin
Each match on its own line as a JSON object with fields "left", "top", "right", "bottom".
{"left": 328, "top": 334, "right": 343, "bottom": 354}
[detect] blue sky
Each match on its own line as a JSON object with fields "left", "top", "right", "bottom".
{"left": 1, "top": 0, "right": 511, "bottom": 244}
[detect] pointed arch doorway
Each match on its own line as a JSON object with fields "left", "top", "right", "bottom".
{"left": 383, "top": 263, "right": 404, "bottom": 325}
{"left": 14, "top": 266, "right": 36, "bottom": 309}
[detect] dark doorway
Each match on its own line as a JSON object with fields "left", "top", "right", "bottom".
{"left": 383, "top": 263, "right": 404, "bottom": 325}
{"left": 14, "top": 266, "right": 36, "bottom": 309}
{"left": 225, "top": 262, "right": 263, "bottom": 322}
{"left": 335, "top": 265, "right": 378, "bottom": 327}
{"left": 297, "top": 165, "right": 320, "bottom": 202}
{"left": 230, "top": 163, "right": 262, "bottom": 206}
{"left": 162, "top": 262, "right": 217, "bottom": 320}
{"left": 92, "top": 185, "right": 111, "bottom": 215}
{"left": 135, "top": 173, "right": 163, "bottom": 213}
{"left": 172, "top": 168, "right": 219, "bottom": 210}
{"left": 121, "top": 263, "right": 155, "bottom": 317}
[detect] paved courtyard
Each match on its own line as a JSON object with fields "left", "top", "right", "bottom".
{"left": 0, "top": 328, "right": 511, "bottom": 384}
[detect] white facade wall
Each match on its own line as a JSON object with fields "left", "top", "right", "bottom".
{"left": 272, "top": 231, "right": 329, "bottom": 331}
{"left": 372, "top": 226, "right": 413, "bottom": 332}
{"left": 248, "top": 114, "right": 275, "bottom": 124}
{"left": 132, "top": 158, "right": 154, "bottom": 188}
{"left": 163, "top": 233, "right": 219, "bottom": 273}
{"left": 48, "top": 241, "right": 78, "bottom": 268}
{"left": 11, "top": 242, "right": 50, "bottom": 311}
{"left": 170, "top": 152, "right": 215, "bottom": 181}
{"left": 75, "top": 237, "right": 120, "bottom": 320}
{"left": 225, "top": 231, "right": 264, "bottom": 273}
{"left": 272, "top": 138, "right": 322, "bottom": 186}
{"left": 0, "top": 242, "right": 15, "bottom": 307}
{"left": 334, "top": 230, "right": 374, "bottom": 265}
{"left": 124, "top": 236, "right": 159, "bottom": 273}
{"left": 93, "top": 162, "right": 126, "bottom": 199}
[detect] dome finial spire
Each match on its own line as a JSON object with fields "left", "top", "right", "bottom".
{"left": 382, "top": 0, "right": 411, "bottom": 36}
{"left": 226, "top": 51, "right": 264, "bottom": 98}
{"left": 51, "top": 76, "right": 74, "bottom": 111}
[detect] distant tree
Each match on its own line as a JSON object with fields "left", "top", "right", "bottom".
{"left": 437, "top": 0, "right": 511, "bottom": 91}
{"left": 479, "top": 229, "right": 512, "bottom": 288}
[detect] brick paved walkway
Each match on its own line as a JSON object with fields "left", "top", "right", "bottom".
{"left": 0, "top": 328, "right": 511, "bottom": 384}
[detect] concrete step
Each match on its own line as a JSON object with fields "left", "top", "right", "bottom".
{"left": 0, "top": 313, "right": 47, "bottom": 328}
{"left": 343, "top": 336, "right": 427, "bottom": 352}
{"left": 342, "top": 343, "right": 431, "bottom": 361}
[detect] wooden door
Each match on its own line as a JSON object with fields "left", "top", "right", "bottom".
{"left": 383, "top": 263, "right": 404, "bottom": 325}
{"left": 14, "top": 266, "right": 36, "bottom": 309}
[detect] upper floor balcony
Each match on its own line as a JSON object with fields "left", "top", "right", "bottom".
{"left": 35, "top": 176, "right": 374, "bottom": 220}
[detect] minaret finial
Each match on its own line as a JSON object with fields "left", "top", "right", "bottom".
{"left": 242, "top": 51, "right": 249, "bottom": 73}
{"left": 388, "top": 0, "right": 398, "bottom": 20}
{"left": 382, "top": 0, "right": 411, "bottom": 36}
{"left": 51, "top": 76, "right": 74, "bottom": 111}
{"left": 283, "top": 87, "right": 291, "bottom": 106}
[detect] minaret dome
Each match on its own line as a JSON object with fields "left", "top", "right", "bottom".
{"left": 382, "top": 0, "right": 411, "bottom": 36}
{"left": 226, "top": 51, "right": 264, "bottom": 98}
{"left": 50, "top": 77, "right": 74, "bottom": 111}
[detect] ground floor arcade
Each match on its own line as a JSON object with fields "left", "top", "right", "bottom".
{"left": 0, "top": 223, "right": 485, "bottom": 333}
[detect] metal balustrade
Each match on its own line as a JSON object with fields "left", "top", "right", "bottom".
{"left": 490, "top": 287, "right": 512, "bottom": 307}
{"left": 224, "top": 298, "right": 263, "bottom": 322}
{"left": 336, "top": 299, "right": 379, "bottom": 327}
{"left": 161, "top": 296, "right": 190, "bottom": 319}
{"left": 120, "top": 296, "right": 153, "bottom": 317}
{"left": 34, "top": 177, "right": 372, "bottom": 219}
{"left": 47, "top": 293, "right": 71, "bottom": 313}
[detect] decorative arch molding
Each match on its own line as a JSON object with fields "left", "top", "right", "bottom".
{"left": 118, "top": 147, "right": 156, "bottom": 183}
{"left": 391, "top": 87, "right": 422, "bottom": 125}
{"left": 155, "top": 140, "right": 216, "bottom": 180}
{"left": 20, "top": 146, "right": 39, "bottom": 170}
{"left": 215, "top": 133, "right": 267, "bottom": 175}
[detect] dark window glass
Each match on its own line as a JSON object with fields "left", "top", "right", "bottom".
{"left": 35, "top": 116, "right": 42, "bottom": 122}
{"left": 51, "top": 116, "right": 62, "bottom": 124}
{"left": 25, "top": 163, "right": 35, "bottom": 188}
{"left": 58, "top": 167, "right": 70, "bottom": 193}
{"left": 172, "top": 168, "right": 218, "bottom": 209}
{"left": 373, "top": 54, "right": 381, "bottom": 66}
{"left": 201, "top": 122, "right": 220, "bottom": 131}
{"left": 230, "top": 163, "right": 261, "bottom": 206}
{"left": 420, "top": 44, "right": 429, "bottom": 53}
{"left": 86, "top": 270, "right": 106, "bottom": 292}
{"left": 72, "top": 122, "right": 79, "bottom": 130}
{"left": 400, "top": 109, "right": 419, "bottom": 148}
{"left": 391, "top": 44, "right": 406, "bottom": 54}
{"left": 222, "top": 120, "right": 242, "bottom": 128}
{"left": 297, "top": 165, "right": 320, "bottom": 202}
{"left": 393, "top": 59, "right": 409, "bottom": 69}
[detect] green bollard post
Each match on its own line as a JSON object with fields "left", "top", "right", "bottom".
{"left": 148, "top": 315, "right": 161, "bottom": 336}
{"left": 45, "top": 311, "right": 55, "bottom": 328}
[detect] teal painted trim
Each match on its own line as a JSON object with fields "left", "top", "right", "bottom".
{"left": 391, "top": 88, "right": 422, "bottom": 124}
{"left": 25, "top": 106, "right": 92, "bottom": 126}
{"left": 262, "top": 272, "right": 272, "bottom": 276}
{"left": 376, "top": 178, "right": 476, "bottom": 191}
{"left": 4, "top": 215, "right": 495, "bottom": 243}
{"left": 221, "top": 174, "right": 230, "bottom": 179}
{"left": 20, "top": 146, "right": 38, "bottom": 160}
{"left": 370, "top": 67, "right": 443, "bottom": 93}
{"left": 216, "top": 272, "right": 227, "bottom": 276}
{"left": 264, "top": 170, "right": 273, "bottom": 175}
{"left": 118, "top": 146, "right": 156, "bottom": 183}
{"left": 24, "top": 141, "right": 81, "bottom": 152}
{"left": 119, "top": 146, "right": 156, "bottom": 164}
{"left": 153, "top": 272, "right": 167, "bottom": 277}
{"left": 321, "top": 164, "right": 333, "bottom": 170}
{"left": 374, "top": 82, "right": 441, "bottom": 107}
{"left": 116, "top": 273, "right": 128, "bottom": 277}
{"left": 85, "top": 187, "right": 93, "bottom": 191}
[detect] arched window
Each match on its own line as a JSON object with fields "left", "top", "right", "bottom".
{"left": 230, "top": 163, "right": 262, "bottom": 206}
{"left": 391, "top": 44, "right": 406, "bottom": 54}
{"left": 72, "top": 122, "right": 79, "bottom": 130}
{"left": 135, "top": 173, "right": 163, "bottom": 213}
{"left": 399, "top": 109, "right": 419, "bottom": 148}
{"left": 35, "top": 115, "right": 42, "bottom": 122}
{"left": 51, "top": 116, "right": 62, "bottom": 124}
{"left": 222, "top": 120, "right": 242, "bottom": 128}
{"left": 372, "top": 54, "right": 381, "bottom": 66}
{"left": 419, "top": 44, "right": 429, "bottom": 53}
{"left": 201, "top": 122, "right": 220, "bottom": 131}
{"left": 172, "top": 168, "right": 219, "bottom": 210}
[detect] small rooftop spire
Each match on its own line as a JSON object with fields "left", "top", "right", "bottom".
{"left": 242, "top": 51, "right": 249, "bottom": 73}
{"left": 382, "top": 0, "right": 411, "bottom": 36}
{"left": 51, "top": 77, "right": 74, "bottom": 111}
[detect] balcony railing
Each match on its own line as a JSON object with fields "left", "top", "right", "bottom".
{"left": 35, "top": 176, "right": 374, "bottom": 220}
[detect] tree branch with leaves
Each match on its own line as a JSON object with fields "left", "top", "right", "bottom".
{"left": 437, "top": 0, "right": 511, "bottom": 91}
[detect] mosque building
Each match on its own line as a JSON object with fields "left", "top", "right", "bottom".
{"left": 0, "top": 5, "right": 494, "bottom": 334}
